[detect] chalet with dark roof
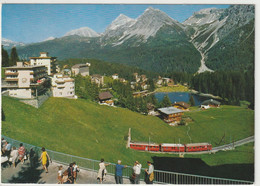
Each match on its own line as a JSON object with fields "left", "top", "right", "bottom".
{"left": 99, "top": 91, "right": 114, "bottom": 106}
{"left": 158, "top": 107, "right": 184, "bottom": 124}
{"left": 201, "top": 99, "right": 221, "bottom": 109}
{"left": 173, "top": 102, "right": 190, "bottom": 111}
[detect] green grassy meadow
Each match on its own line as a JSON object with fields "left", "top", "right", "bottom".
{"left": 155, "top": 84, "right": 189, "bottom": 92}
{"left": 2, "top": 96, "right": 254, "bottom": 168}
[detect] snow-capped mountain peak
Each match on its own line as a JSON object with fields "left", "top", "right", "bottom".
{"left": 183, "top": 8, "right": 225, "bottom": 26}
{"left": 111, "top": 6, "right": 183, "bottom": 46}
{"left": 106, "top": 14, "right": 135, "bottom": 31}
{"left": 44, "top": 36, "right": 56, "bottom": 41}
{"left": 2, "top": 38, "right": 25, "bottom": 48}
{"left": 64, "top": 27, "right": 100, "bottom": 37}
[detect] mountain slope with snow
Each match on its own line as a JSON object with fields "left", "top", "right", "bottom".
{"left": 64, "top": 27, "right": 100, "bottom": 37}
{"left": 2, "top": 38, "right": 25, "bottom": 48}
{"left": 11, "top": 5, "right": 254, "bottom": 73}
{"left": 183, "top": 8, "right": 225, "bottom": 26}
{"left": 109, "top": 7, "right": 184, "bottom": 46}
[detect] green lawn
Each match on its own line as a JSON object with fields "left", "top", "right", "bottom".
{"left": 2, "top": 96, "right": 254, "bottom": 168}
{"left": 155, "top": 84, "right": 190, "bottom": 92}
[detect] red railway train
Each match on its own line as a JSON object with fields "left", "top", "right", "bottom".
{"left": 129, "top": 142, "right": 212, "bottom": 152}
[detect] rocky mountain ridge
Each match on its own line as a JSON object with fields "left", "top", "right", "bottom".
{"left": 3, "top": 5, "right": 255, "bottom": 73}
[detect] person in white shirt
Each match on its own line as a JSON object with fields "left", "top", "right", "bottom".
{"left": 57, "top": 165, "right": 63, "bottom": 184}
{"left": 97, "top": 158, "right": 110, "bottom": 183}
{"left": 145, "top": 161, "right": 154, "bottom": 184}
{"left": 10, "top": 146, "right": 18, "bottom": 168}
{"left": 133, "top": 161, "right": 142, "bottom": 184}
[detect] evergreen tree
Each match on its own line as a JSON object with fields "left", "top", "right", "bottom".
{"left": 10, "top": 47, "right": 19, "bottom": 66}
{"left": 189, "top": 95, "right": 195, "bottom": 106}
{"left": 161, "top": 95, "right": 172, "bottom": 107}
{"left": 2, "top": 109, "right": 5, "bottom": 121}
{"left": 2, "top": 46, "right": 9, "bottom": 67}
{"left": 140, "top": 98, "right": 148, "bottom": 114}
{"left": 147, "top": 78, "right": 155, "bottom": 92}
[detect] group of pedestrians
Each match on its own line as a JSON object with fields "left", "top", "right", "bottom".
{"left": 113, "top": 159, "right": 154, "bottom": 184}
{"left": 57, "top": 162, "right": 80, "bottom": 184}
{"left": 1, "top": 138, "right": 27, "bottom": 168}
{"left": 2, "top": 138, "right": 155, "bottom": 184}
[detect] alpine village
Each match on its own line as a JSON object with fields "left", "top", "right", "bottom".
{"left": 1, "top": 4, "right": 255, "bottom": 184}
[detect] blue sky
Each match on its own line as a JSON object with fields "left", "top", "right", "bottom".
{"left": 2, "top": 4, "right": 230, "bottom": 43}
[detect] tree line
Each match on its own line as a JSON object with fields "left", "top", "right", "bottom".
{"left": 189, "top": 70, "right": 254, "bottom": 108}
{"left": 2, "top": 46, "right": 19, "bottom": 67}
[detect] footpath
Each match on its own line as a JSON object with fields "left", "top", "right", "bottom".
{"left": 1, "top": 160, "right": 141, "bottom": 184}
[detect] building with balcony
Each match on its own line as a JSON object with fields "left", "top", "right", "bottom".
{"left": 51, "top": 74, "right": 75, "bottom": 98}
{"left": 158, "top": 107, "right": 184, "bottom": 124}
{"left": 71, "top": 63, "right": 90, "bottom": 76}
{"left": 91, "top": 74, "right": 104, "bottom": 86}
{"left": 29, "top": 52, "right": 57, "bottom": 75}
{"left": 2, "top": 62, "right": 49, "bottom": 99}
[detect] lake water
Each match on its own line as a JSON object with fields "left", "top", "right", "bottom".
{"left": 154, "top": 92, "right": 209, "bottom": 106}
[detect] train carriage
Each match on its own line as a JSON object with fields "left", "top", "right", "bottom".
{"left": 160, "top": 143, "right": 185, "bottom": 152}
{"left": 185, "top": 143, "right": 212, "bottom": 152}
{"left": 129, "top": 142, "right": 160, "bottom": 152}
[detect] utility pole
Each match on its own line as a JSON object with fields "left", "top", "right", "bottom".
{"left": 148, "top": 136, "right": 150, "bottom": 152}
{"left": 126, "top": 128, "right": 131, "bottom": 148}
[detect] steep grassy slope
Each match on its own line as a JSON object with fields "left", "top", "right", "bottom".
{"left": 2, "top": 96, "right": 254, "bottom": 168}
{"left": 184, "top": 106, "right": 254, "bottom": 146}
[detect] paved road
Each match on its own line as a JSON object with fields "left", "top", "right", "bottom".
{"left": 1, "top": 160, "right": 140, "bottom": 184}
{"left": 211, "top": 136, "right": 254, "bottom": 153}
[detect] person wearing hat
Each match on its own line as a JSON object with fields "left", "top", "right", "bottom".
{"left": 115, "top": 160, "right": 127, "bottom": 184}
{"left": 133, "top": 161, "right": 142, "bottom": 184}
{"left": 145, "top": 161, "right": 154, "bottom": 184}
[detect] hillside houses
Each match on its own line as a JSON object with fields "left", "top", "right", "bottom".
{"left": 157, "top": 76, "right": 174, "bottom": 86}
{"left": 133, "top": 73, "right": 148, "bottom": 83}
{"left": 112, "top": 74, "right": 119, "bottom": 80}
{"left": 91, "top": 74, "right": 104, "bottom": 86}
{"left": 71, "top": 63, "right": 90, "bottom": 76}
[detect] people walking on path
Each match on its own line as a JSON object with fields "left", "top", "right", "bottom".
{"left": 145, "top": 161, "right": 154, "bottom": 184}
{"left": 67, "top": 163, "right": 75, "bottom": 184}
{"left": 18, "top": 143, "right": 26, "bottom": 164}
{"left": 39, "top": 147, "right": 51, "bottom": 173}
{"left": 9, "top": 146, "right": 18, "bottom": 168}
{"left": 1, "top": 138, "right": 7, "bottom": 155}
{"left": 62, "top": 170, "right": 72, "bottom": 184}
{"left": 4, "top": 141, "right": 12, "bottom": 158}
{"left": 73, "top": 162, "right": 80, "bottom": 184}
{"left": 133, "top": 161, "right": 142, "bottom": 184}
{"left": 115, "top": 160, "right": 127, "bottom": 184}
{"left": 57, "top": 165, "right": 63, "bottom": 184}
{"left": 29, "top": 148, "right": 36, "bottom": 168}
{"left": 97, "top": 158, "right": 110, "bottom": 184}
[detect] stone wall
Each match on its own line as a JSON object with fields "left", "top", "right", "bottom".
{"left": 19, "top": 90, "right": 52, "bottom": 108}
